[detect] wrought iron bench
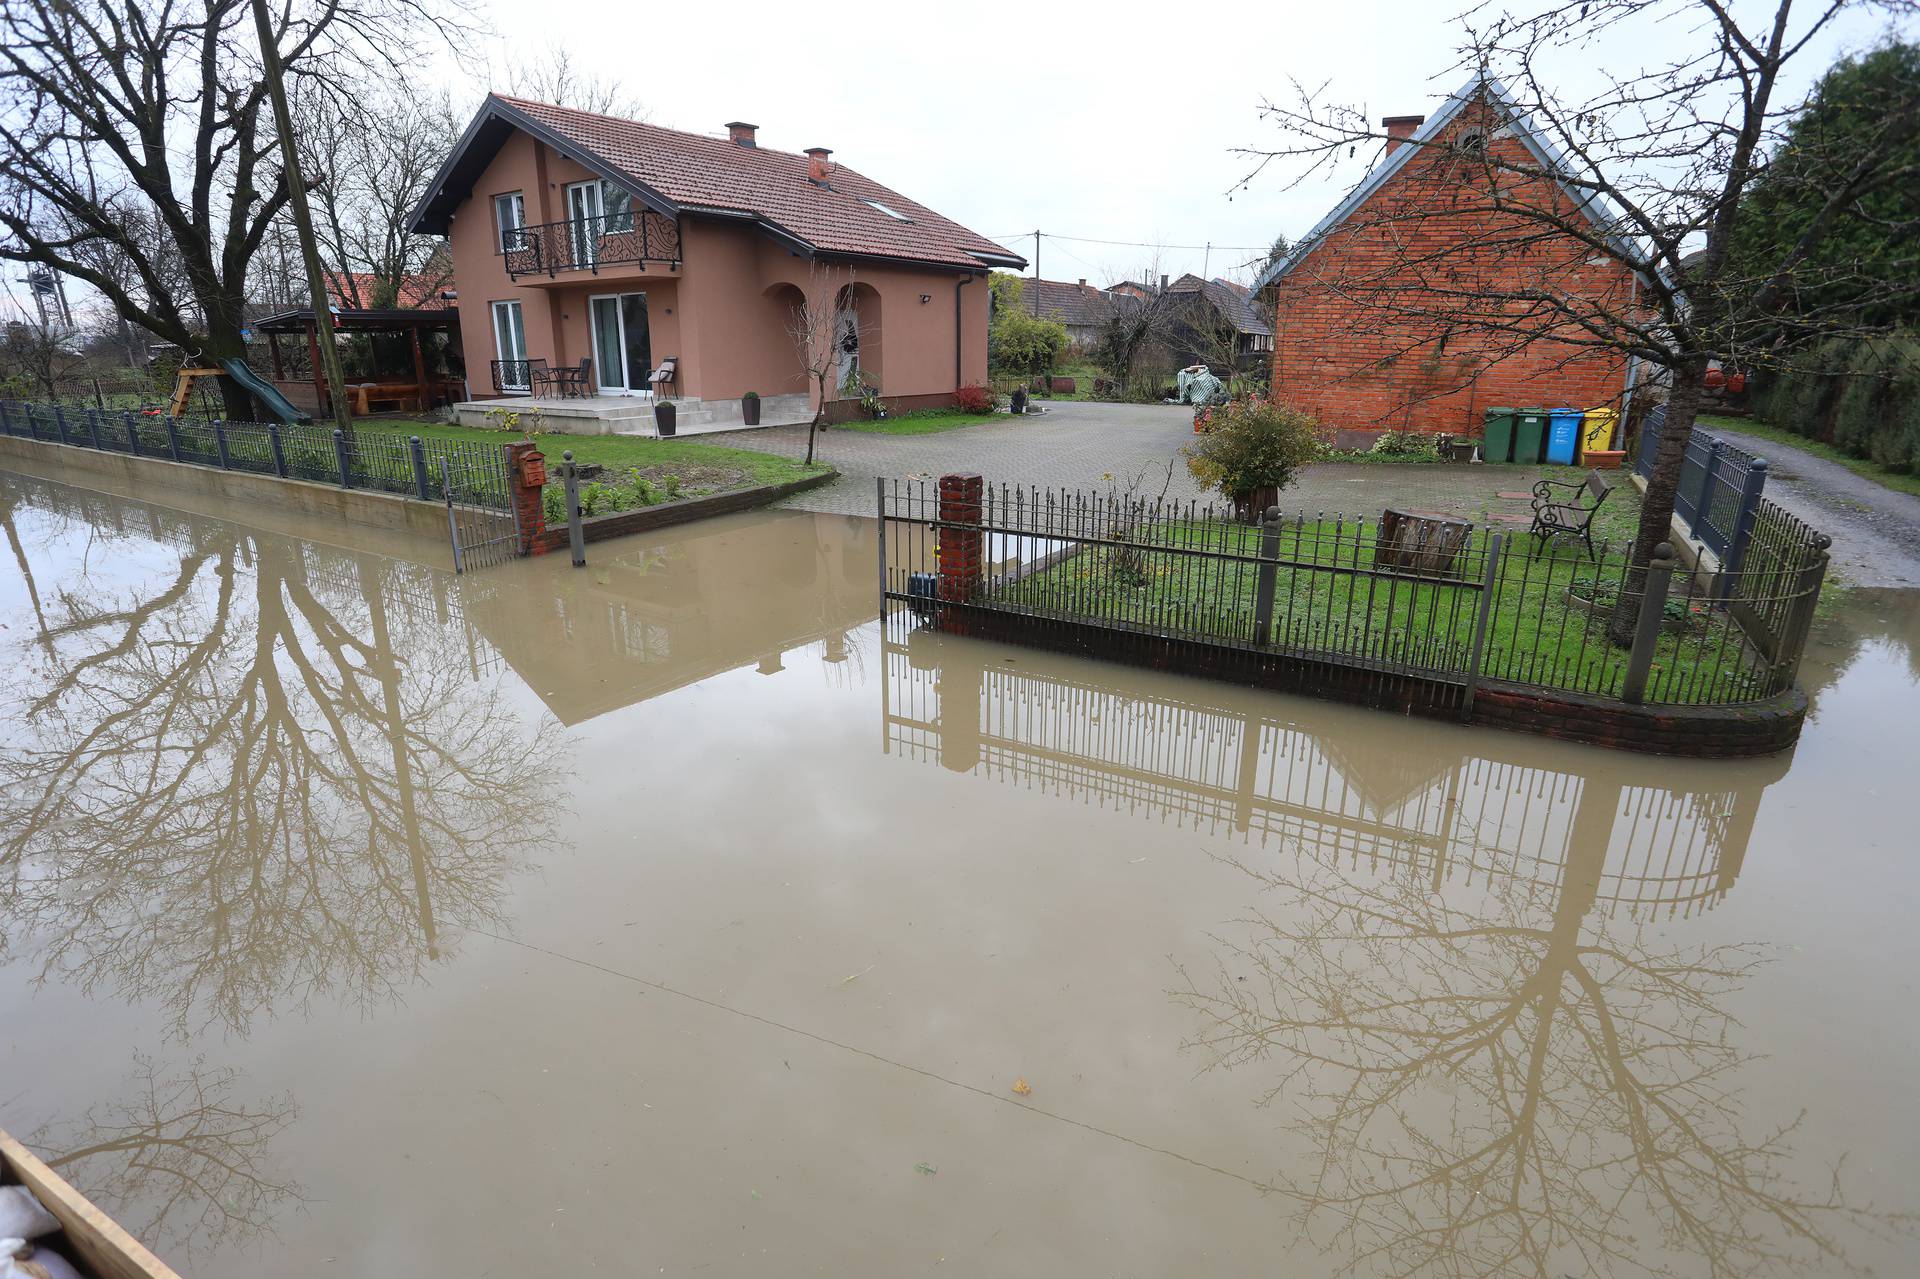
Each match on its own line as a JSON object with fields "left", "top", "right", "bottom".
{"left": 1529, "top": 469, "right": 1613, "bottom": 559}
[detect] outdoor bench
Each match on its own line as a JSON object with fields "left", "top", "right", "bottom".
{"left": 1529, "top": 469, "right": 1613, "bottom": 559}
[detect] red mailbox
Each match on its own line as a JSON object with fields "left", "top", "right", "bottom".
{"left": 519, "top": 451, "right": 547, "bottom": 488}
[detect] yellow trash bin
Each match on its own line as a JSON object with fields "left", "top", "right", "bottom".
{"left": 1581, "top": 407, "right": 1619, "bottom": 457}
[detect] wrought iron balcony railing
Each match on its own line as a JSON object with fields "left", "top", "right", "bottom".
{"left": 504, "top": 211, "right": 683, "bottom": 278}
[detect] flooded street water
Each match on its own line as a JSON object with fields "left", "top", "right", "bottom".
{"left": 3, "top": 470, "right": 1917, "bottom": 1278}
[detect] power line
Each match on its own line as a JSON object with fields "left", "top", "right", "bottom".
{"left": 990, "top": 230, "right": 1275, "bottom": 253}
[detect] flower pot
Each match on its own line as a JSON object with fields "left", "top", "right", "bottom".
{"left": 1233, "top": 484, "right": 1281, "bottom": 523}
{"left": 742, "top": 396, "right": 760, "bottom": 426}
{"left": 655, "top": 401, "right": 677, "bottom": 437}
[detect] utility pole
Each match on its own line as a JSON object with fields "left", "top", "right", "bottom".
{"left": 1032, "top": 231, "right": 1041, "bottom": 315}
{"left": 250, "top": 0, "right": 352, "bottom": 434}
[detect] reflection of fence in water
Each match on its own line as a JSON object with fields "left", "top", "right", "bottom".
{"left": 884, "top": 622, "right": 1762, "bottom": 918}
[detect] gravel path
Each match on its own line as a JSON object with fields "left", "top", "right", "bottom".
{"left": 1709, "top": 425, "right": 1920, "bottom": 588}
{"left": 706, "top": 401, "right": 1562, "bottom": 527}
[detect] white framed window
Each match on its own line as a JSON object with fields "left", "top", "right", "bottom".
{"left": 491, "top": 300, "right": 528, "bottom": 390}
{"left": 494, "top": 192, "right": 526, "bottom": 253}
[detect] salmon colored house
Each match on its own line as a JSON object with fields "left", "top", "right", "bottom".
{"left": 409, "top": 96, "right": 1025, "bottom": 434}
{"left": 1252, "top": 77, "right": 1642, "bottom": 446}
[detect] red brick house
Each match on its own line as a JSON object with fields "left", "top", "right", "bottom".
{"left": 1252, "top": 76, "right": 1642, "bottom": 445}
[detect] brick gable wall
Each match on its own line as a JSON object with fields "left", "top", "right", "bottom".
{"left": 1269, "top": 103, "right": 1636, "bottom": 442}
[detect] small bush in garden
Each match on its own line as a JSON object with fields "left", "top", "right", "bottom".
{"left": 542, "top": 485, "right": 565, "bottom": 524}
{"left": 1368, "top": 429, "right": 1440, "bottom": 459}
{"left": 954, "top": 382, "right": 997, "bottom": 414}
{"left": 1182, "top": 395, "right": 1321, "bottom": 514}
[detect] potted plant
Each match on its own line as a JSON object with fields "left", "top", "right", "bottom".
{"left": 655, "top": 400, "right": 677, "bottom": 437}
{"left": 1181, "top": 394, "right": 1321, "bottom": 522}
{"left": 741, "top": 390, "right": 760, "bottom": 426}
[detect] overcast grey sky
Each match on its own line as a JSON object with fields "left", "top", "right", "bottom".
{"left": 455, "top": 0, "right": 1907, "bottom": 288}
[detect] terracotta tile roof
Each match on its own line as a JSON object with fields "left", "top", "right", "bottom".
{"left": 494, "top": 96, "right": 1023, "bottom": 271}
{"left": 323, "top": 271, "right": 451, "bottom": 309}
{"left": 1023, "top": 277, "right": 1140, "bottom": 328}
{"left": 1166, "top": 273, "right": 1271, "bottom": 337}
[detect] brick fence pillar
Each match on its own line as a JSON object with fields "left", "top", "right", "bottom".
{"left": 937, "top": 472, "right": 984, "bottom": 607}
{"left": 506, "top": 439, "right": 548, "bottom": 555}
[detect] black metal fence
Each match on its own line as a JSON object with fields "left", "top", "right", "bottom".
{"left": 504, "top": 210, "right": 683, "bottom": 278}
{"left": 1634, "top": 404, "right": 1770, "bottom": 571}
{"left": 0, "top": 401, "right": 511, "bottom": 510}
{"left": 879, "top": 479, "right": 1830, "bottom": 712}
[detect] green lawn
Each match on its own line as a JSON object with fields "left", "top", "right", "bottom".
{"left": 1699, "top": 413, "right": 1920, "bottom": 499}
{"left": 995, "top": 497, "right": 1771, "bottom": 706}
{"left": 832, "top": 410, "right": 1004, "bottom": 436}
{"left": 384, "top": 418, "right": 822, "bottom": 488}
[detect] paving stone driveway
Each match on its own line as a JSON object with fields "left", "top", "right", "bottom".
{"left": 707, "top": 400, "right": 1560, "bottom": 527}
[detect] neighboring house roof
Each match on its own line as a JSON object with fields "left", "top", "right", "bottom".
{"left": 1165, "top": 273, "right": 1272, "bottom": 337}
{"left": 1249, "top": 74, "right": 1635, "bottom": 294}
{"left": 323, "top": 272, "right": 451, "bottom": 309}
{"left": 1023, "top": 278, "right": 1139, "bottom": 328}
{"left": 410, "top": 95, "right": 1027, "bottom": 272}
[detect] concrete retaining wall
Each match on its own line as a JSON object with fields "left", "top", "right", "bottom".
{"left": 0, "top": 434, "right": 451, "bottom": 554}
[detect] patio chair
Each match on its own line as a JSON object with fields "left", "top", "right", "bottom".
{"left": 550, "top": 357, "right": 593, "bottom": 398}
{"left": 524, "top": 358, "right": 554, "bottom": 397}
{"left": 1529, "top": 470, "right": 1613, "bottom": 560}
{"left": 648, "top": 356, "right": 679, "bottom": 398}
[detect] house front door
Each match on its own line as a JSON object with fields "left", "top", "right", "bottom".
{"left": 589, "top": 293, "right": 652, "bottom": 394}
{"left": 834, "top": 307, "right": 859, "bottom": 392}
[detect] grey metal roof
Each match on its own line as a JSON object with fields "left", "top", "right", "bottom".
{"left": 1249, "top": 74, "right": 1638, "bottom": 294}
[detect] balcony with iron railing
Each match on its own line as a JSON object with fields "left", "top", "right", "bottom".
{"left": 503, "top": 211, "right": 684, "bottom": 282}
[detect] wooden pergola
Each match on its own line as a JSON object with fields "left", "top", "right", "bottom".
{"left": 254, "top": 307, "right": 461, "bottom": 417}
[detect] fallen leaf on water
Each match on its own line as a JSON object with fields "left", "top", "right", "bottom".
{"left": 840, "top": 963, "right": 876, "bottom": 985}
{"left": 1011, "top": 1078, "right": 1032, "bottom": 1097}
{"left": 914, "top": 1162, "right": 938, "bottom": 1176}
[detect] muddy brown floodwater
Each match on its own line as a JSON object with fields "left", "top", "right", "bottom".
{"left": 2, "top": 469, "right": 1918, "bottom": 1278}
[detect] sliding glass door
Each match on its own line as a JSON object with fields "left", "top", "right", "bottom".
{"left": 588, "top": 293, "right": 652, "bottom": 394}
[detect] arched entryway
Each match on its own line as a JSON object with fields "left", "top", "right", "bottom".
{"left": 759, "top": 282, "right": 810, "bottom": 396}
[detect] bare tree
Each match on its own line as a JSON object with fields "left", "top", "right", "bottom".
{"left": 1241, "top": 0, "right": 1920, "bottom": 643}
{"left": 785, "top": 262, "right": 857, "bottom": 467}
{"left": 0, "top": 0, "right": 469, "bottom": 418}
{"left": 500, "top": 46, "right": 647, "bottom": 118}
{"left": 299, "top": 80, "right": 461, "bottom": 308}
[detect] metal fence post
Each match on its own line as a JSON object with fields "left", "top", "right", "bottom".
{"left": 268, "top": 422, "right": 287, "bottom": 477}
{"left": 52, "top": 405, "right": 69, "bottom": 445}
{"left": 562, "top": 450, "right": 586, "bottom": 567}
{"left": 1252, "top": 505, "right": 1282, "bottom": 646}
{"left": 214, "top": 420, "right": 232, "bottom": 469}
{"left": 409, "top": 436, "right": 432, "bottom": 501}
{"left": 875, "top": 476, "right": 889, "bottom": 612}
{"left": 333, "top": 428, "right": 352, "bottom": 488}
{"left": 1621, "top": 542, "right": 1678, "bottom": 704}
{"left": 123, "top": 411, "right": 140, "bottom": 455}
{"left": 164, "top": 416, "right": 182, "bottom": 461}
{"left": 1461, "top": 532, "right": 1504, "bottom": 717}
{"left": 440, "top": 455, "right": 464, "bottom": 574}
{"left": 1716, "top": 456, "right": 1767, "bottom": 600}
{"left": 86, "top": 408, "right": 104, "bottom": 450}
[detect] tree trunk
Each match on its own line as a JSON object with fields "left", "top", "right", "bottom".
{"left": 197, "top": 293, "right": 256, "bottom": 421}
{"left": 1607, "top": 361, "right": 1708, "bottom": 646}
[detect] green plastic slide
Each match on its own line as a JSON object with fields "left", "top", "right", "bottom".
{"left": 217, "top": 357, "right": 310, "bottom": 424}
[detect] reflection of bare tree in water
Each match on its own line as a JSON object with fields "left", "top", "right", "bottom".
{"left": 26, "top": 1055, "right": 300, "bottom": 1261}
{"left": 1177, "top": 791, "right": 1908, "bottom": 1277}
{"left": 0, "top": 492, "right": 565, "bottom": 1035}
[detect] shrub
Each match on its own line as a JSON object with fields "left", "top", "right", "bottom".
{"left": 742, "top": 390, "right": 759, "bottom": 402}
{"left": 1182, "top": 395, "right": 1321, "bottom": 511}
{"left": 1369, "top": 429, "right": 1440, "bottom": 459}
{"left": 954, "top": 382, "right": 997, "bottom": 414}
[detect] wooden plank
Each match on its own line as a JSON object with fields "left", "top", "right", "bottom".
{"left": 0, "top": 1129, "right": 181, "bottom": 1279}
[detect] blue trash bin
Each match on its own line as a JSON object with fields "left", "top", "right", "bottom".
{"left": 1546, "top": 407, "right": 1582, "bottom": 465}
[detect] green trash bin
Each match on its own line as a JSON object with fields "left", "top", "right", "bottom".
{"left": 1480, "top": 406, "right": 1516, "bottom": 463}
{"left": 1513, "top": 409, "right": 1548, "bottom": 464}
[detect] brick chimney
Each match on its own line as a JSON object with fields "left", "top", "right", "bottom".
{"left": 726, "top": 121, "right": 758, "bottom": 147}
{"left": 805, "top": 147, "right": 833, "bottom": 185}
{"left": 1382, "top": 115, "right": 1426, "bottom": 159}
